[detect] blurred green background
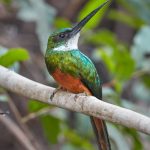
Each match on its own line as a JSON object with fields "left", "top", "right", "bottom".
{"left": 0, "top": 0, "right": 150, "bottom": 150}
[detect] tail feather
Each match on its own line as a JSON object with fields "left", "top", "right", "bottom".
{"left": 90, "top": 117, "right": 111, "bottom": 150}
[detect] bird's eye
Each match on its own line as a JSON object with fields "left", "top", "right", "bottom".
{"left": 59, "top": 33, "right": 65, "bottom": 38}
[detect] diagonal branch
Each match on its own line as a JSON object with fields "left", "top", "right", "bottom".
{"left": 7, "top": 97, "right": 49, "bottom": 150}
{"left": 0, "top": 109, "right": 36, "bottom": 150}
{"left": 0, "top": 65, "right": 150, "bottom": 134}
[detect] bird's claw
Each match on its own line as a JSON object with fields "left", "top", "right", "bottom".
{"left": 74, "top": 92, "right": 88, "bottom": 100}
{"left": 49, "top": 86, "right": 63, "bottom": 101}
{"left": 83, "top": 92, "right": 88, "bottom": 96}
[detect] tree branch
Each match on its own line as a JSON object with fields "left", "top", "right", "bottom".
{"left": 7, "top": 96, "right": 48, "bottom": 150}
{"left": 0, "top": 65, "right": 150, "bottom": 134}
{"left": 0, "top": 109, "right": 36, "bottom": 150}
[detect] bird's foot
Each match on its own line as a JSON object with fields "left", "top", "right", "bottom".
{"left": 83, "top": 92, "right": 88, "bottom": 96}
{"left": 74, "top": 92, "right": 88, "bottom": 101}
{"left": 49, "top": 86, "right": 64, "bottom": 101}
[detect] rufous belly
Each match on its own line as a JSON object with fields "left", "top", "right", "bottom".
{"left": 52, "top": 69, "right": 91, "bottom": 95}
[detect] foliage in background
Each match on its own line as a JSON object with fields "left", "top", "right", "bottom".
{"left": 0, "top": 0, "right": 12, "bottom": 6}
{"left": 28, "top": 100, "right": 95, "bottom": 150}
{"left": 77, "top": 0, "right": 109, "bottom": 30}
{"left": 0, "top": 46, "right": 29, "bottom": 69}
{"left": 76, "top": 0, "right": 149, "bottom": 149}
{"left": 0, "top": 48, "right": 29, "bottom": 67}
{"left": 0, "top": 0, "right": 150, "bottom": 149}
{"left": 20, "top": 0, "right": 150, "bottom": 149}
{"left": 36, "top": 0, "right": 150, "bottom": 148}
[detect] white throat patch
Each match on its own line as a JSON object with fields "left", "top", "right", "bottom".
{"left": 53, "top": 33, "right": 80, "bottom": 51}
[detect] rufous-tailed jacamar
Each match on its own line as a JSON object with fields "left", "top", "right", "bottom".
{"left": 45, "top": 1, "right": 111, "bottom": 150}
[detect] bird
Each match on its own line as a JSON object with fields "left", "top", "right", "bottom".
{"left": 45, "top": 1, "right": 111, "bottom": 150}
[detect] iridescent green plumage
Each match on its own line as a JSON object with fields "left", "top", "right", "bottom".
{"left": 45, "top": 49, "right": 101, "bottom": 98}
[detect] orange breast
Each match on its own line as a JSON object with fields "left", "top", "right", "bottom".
{"left": 52, "top": 69, "right": 91, "bottom": 95}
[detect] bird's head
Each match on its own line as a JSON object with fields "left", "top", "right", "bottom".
{"left": 47, "top": 1, "right": 109, "bottom": 51}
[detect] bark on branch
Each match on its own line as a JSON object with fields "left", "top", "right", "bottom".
{"left": 0, "top": 65, "right": 150, "bottom": 134}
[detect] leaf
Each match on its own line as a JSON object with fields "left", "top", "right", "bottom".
{"left": 54, "top": 17, "right": 71, "bottom": 29}
{"left": 98, "top": 45, "right": 135, "bottom": 81}
{"left": 112, "top": 123, "right": 143, "bottom": 150}
{"left": 77, "top": 0, "right": 109, "bottom": 30}
{"left": 121, "top": 127, "right": 143, "bottom": 150}
{"left": 1, "top": 0, "right": 12, "bottom": 5}
{"left": 86, "top": 29, "right": 118, "bottom": 47}
{"left": 112, "top": 46, "right": 135, "bottom": 80}
{"left": 118, "top": 0, "right": 150, "bottom": 24}
{"left": 64, "top": 129, "right": 95, "bottom": 150}
{"left": 28, "top": 100, "right": 50, "bottom": 112}
{"left": 108, "top": 9, "right": 144, "bottom": 29}
{"left": 40, "top": 115, "right": 61, "bottom": 144}
{"left": 0, "top": 48, "right": 29, "bottom": 67}
{"left": 88, "top": 29, "right": 135, "bottom": 81}
{"left": 98, "top": 47, "right": 115, "bottom": 73}
{"left": 141, "top": 73, "right": 150, "bottom": 88}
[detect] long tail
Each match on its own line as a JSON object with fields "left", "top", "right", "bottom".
{"left": 78, "top": 82, "right": 111, "bottom": 149}
{"left": 90, "top": 117, "right": 111, "bottom": 150}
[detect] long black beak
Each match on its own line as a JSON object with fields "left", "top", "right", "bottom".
{"left": 70, "top": 0, "right": 109, "bottom": 36}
